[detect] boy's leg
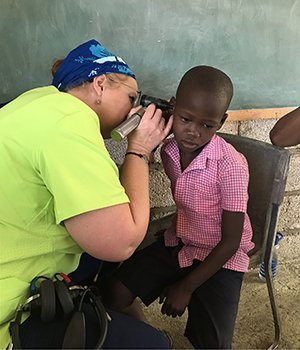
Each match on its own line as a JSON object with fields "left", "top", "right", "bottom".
{"left": 105, "top": 239, "right": 184, "bottom": 317}
{"left": 185, "top": 268, "right": 244, "bottom": 349}
{"left": 104, "top": 277, "right": 147, "bottom": 322}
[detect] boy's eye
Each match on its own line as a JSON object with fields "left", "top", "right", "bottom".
{"left": 180, "top": 116, "right": 190, "bottom": 123}
{"left": 203, "top": 124, "right": 214, "bottom": 129}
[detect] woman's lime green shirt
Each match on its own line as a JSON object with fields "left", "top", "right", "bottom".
{"left": 0, "top": 86, "right": 129, "bottom": 348}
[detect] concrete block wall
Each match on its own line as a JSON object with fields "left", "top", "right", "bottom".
{"left": 105, "top": 116, "right": 300, "bottom": 236}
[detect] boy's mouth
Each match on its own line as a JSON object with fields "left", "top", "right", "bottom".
{"left": 180, "top": 139, "right": 199, "bottom": 150}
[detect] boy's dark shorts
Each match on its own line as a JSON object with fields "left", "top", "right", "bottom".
{"left": 115, "top": 238, "right": 244, "bottom": 349}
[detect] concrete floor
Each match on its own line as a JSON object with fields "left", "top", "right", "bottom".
{"left": 143, "top": 233, "right": 300, "bottom": 349}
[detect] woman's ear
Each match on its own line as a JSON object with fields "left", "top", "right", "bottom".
{"left": 92, "top": 75, "right": 106, "bottom": 97}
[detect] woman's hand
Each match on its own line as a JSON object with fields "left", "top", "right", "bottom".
{"left": 127, "top": 104, "right": 173, "bottom": 156}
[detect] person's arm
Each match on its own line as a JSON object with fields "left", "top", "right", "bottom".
{"left": 159, "top": 210, "right": 244, "bottom": 317}
{"left": 270, "top": 107, "right": 300, "bottom": 147}
{"left": 64, "top": 105, "right": 173, "bottom": 262}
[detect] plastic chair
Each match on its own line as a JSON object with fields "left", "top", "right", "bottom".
{"left": 147, "top": 133, "right": 290, "bottom": 349}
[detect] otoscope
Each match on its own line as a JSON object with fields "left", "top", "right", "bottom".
{"left": 110, "top": 94, "right": 174, "bottom": 142}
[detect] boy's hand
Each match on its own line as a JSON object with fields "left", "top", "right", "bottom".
{"left": 159, "top": 280, "right": 192, "bottom": 318}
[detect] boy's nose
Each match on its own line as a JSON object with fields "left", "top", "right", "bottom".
{"left": 187, "top": 125, "right": 200, "bottom": 138}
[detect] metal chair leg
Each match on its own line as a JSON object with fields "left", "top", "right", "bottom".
{"left": 264, "top": 205, "right": 281, "bottom": 350}
{"left": 265, "top": 275, "right": 280, "bottom": 350}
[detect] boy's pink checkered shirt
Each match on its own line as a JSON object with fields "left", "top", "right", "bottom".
{"left": 161, "top": 135, "right": 254, "bottom": 273}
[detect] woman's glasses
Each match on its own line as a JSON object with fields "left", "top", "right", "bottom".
{"left": 107, "top": 76, "right": 141, "bottom": 106}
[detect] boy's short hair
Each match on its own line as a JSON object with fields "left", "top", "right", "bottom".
{"left": 176, "top": 65, "right": 234, "bottom": 115}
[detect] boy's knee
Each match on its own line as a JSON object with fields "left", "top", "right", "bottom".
{"left": 105, "top": 278, "right": 136, "bottom": 311}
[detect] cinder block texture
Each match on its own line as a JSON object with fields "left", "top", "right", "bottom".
{"left": 149, "top": 167, "right": 174, "bottom": 208}
{"left": 239, "top": 119, "right": 277, "bottom": 143}
{"left": 285, "top": 150, "right": 300, "bottom": 192}
{"left": 278, "top": 195, "right": 300, "bottom": 231}
{"left": 219, "top": 121, "right": 239, "bottom": 135}
{"left": 152, "top": 144, "right": 164, "bottom": 163}
{"left": 105, "top": 138, "right": 127, "bottom": 165}
{"left": 150, "top": 207, "right": 176, "bottom": 219}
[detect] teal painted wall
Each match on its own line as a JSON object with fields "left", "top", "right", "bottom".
{"left": 1, "top": 0, "right": 299, "bottom": 109}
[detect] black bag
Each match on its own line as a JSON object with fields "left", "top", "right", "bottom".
{"left": 9, "top": 278, "right": 108, "bottom": 349}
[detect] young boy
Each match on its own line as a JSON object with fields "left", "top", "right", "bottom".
{"left": 106, "top": 66, "right": 254, "bottom": 349}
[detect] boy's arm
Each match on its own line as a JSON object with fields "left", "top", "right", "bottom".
{"left": 270, "top": 107, "right": 300, "bottom": 147}
{"left": 160, "top": 210, "right": 244, "bottom": 317}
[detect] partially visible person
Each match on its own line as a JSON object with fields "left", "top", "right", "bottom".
{"left": 0, "top": 39, "right": 172, "bottom": 349}
{"left": 105, "top": 65, "right": 254, "bottom": 349}
{"left": 270, "top": 107, "right": 300, "bottom": 147}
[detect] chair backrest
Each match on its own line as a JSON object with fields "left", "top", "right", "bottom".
{"left": 218, "top": 133, "right": 290, "bottom": 264}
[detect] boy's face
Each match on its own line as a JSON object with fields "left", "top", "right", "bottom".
{"left": 172, "top": 95, "right": 227, "bottom": 157}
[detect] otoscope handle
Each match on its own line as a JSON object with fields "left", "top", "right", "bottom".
{"left": 110, "top": 107, "right": 146, "bottom": 142}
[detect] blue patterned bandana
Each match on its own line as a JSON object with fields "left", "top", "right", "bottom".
{"left": 52, "top": 39, "right": 135, "bottom": 91}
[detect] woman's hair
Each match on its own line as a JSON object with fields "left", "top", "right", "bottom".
{"left": 51, "top": 59, "right": 64, "bottom": 77}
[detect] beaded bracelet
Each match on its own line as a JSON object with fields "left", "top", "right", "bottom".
{"left": 125, "top": 151, "right": 149, "bottom": 165}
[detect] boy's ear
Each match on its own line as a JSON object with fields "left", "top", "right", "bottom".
{"left": 217, "top": 113, "right": 228, "bottom": 130}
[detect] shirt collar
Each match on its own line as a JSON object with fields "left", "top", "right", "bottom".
{"left": 163, "top": 135, "right": 223, "bottom": 172}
